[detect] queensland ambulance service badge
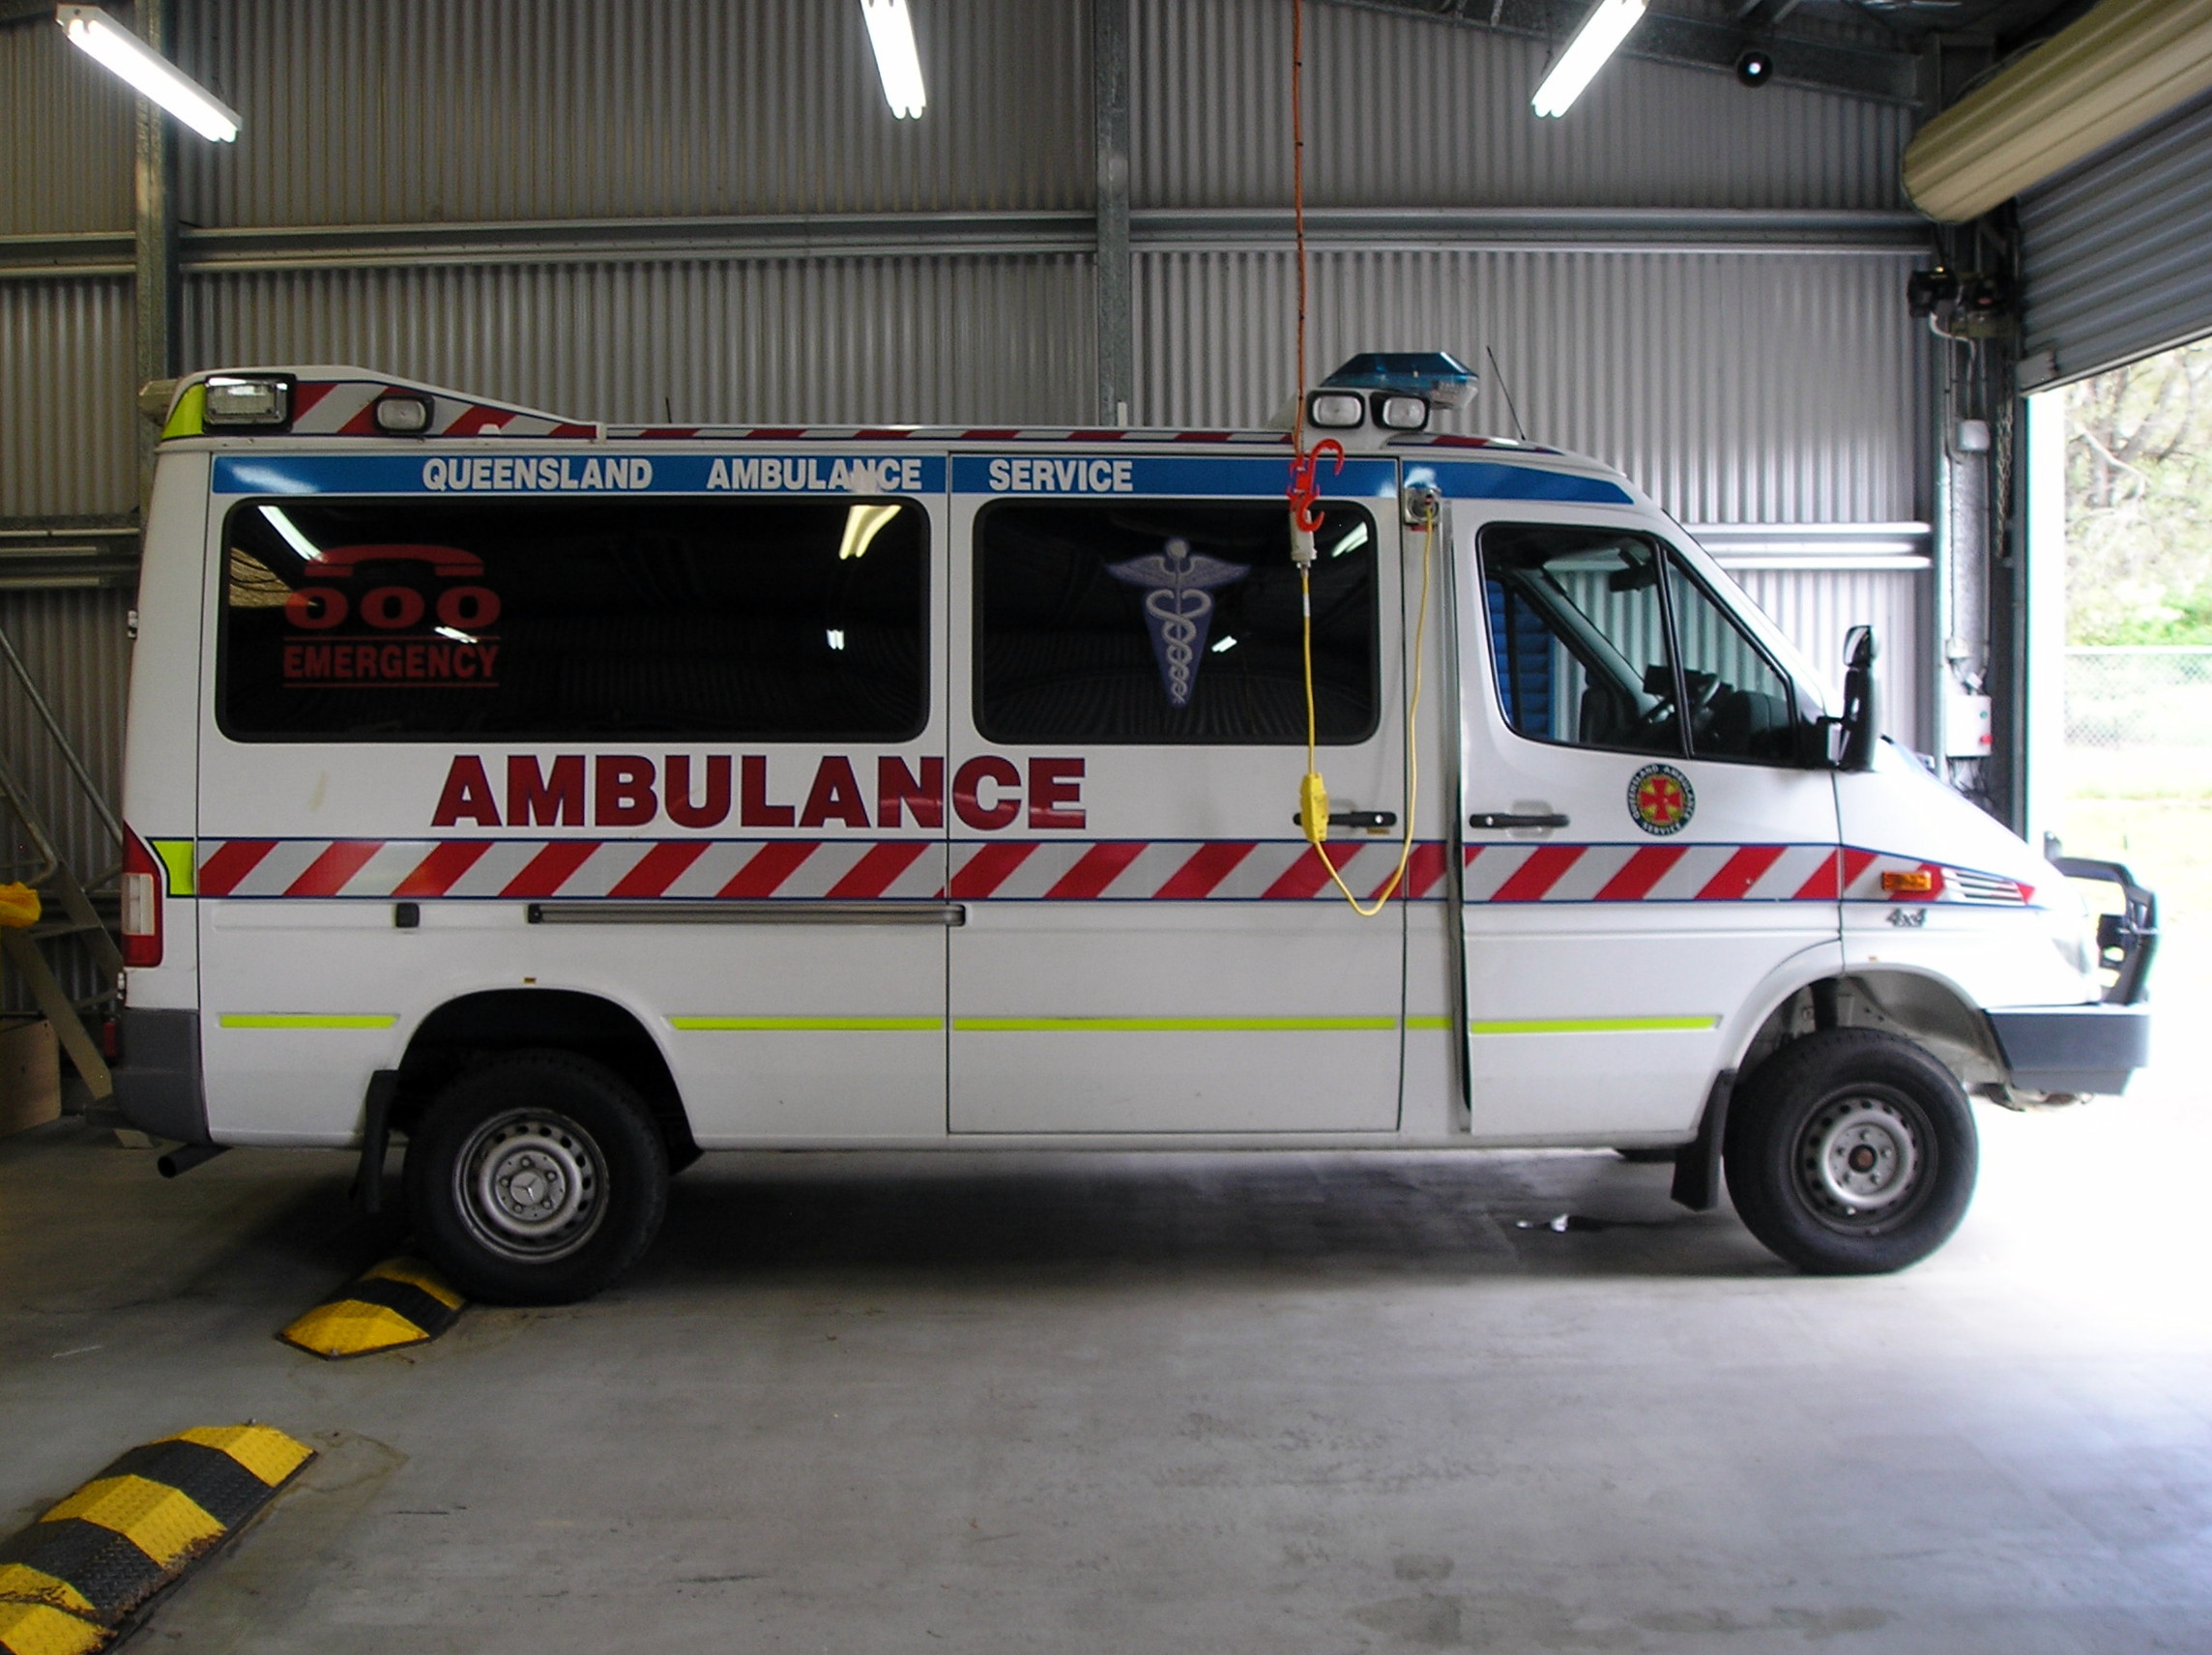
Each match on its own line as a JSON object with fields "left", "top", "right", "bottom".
{"left": 1627, "top": 763, "right": 1695, "bottom": 835}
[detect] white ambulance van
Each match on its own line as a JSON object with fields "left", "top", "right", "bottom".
{"left": 110, "top": 356, "right": 2155, "bottom": 1302}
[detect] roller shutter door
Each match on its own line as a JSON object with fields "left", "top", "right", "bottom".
{"left": 2019, "top": 87, "right": 2212, "bottom": 389}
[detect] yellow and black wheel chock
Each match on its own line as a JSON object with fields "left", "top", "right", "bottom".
{"left": 0, "top": 1424, "right": 314, "bottom": 1655}
{"left": 278, "top": 1257, "right": 465, "bottom": 1359}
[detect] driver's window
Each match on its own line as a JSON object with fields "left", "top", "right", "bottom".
{"left": 1479, "top": 524, "right": 1679, "bottom": 757}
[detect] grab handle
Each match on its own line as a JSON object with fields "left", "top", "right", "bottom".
{"left": 1469, "top": 812, "right": 1570, "bottom": 830}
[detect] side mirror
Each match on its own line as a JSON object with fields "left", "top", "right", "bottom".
{"left": 1838, "top": 625, "right": 1878, "bottom": 770}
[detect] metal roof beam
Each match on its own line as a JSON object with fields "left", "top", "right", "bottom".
{"left": 1324, "top": 0, "right": 1923, "bottom": 103}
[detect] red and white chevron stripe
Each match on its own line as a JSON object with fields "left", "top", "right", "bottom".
{"left": 198, "top": 838, "right": 944, "bottom": 901}
{"left": 189, "top": 837, "right": 2031, "bottom": 906}
{"left": 289, "top": 381, "right": 598, "bottom": 441}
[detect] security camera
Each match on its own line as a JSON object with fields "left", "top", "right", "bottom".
{"left": 1734, "top": 46, "right": 1773, "bottom": 87}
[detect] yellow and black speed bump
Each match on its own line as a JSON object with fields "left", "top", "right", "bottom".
{"left": 278, "top": 1257, "right": 465, "bottom": 1359}
{"left": 0, "top": 1424, "right": 313, "bottom": 1655}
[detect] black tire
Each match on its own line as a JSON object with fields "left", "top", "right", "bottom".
{"left": 1724, "top": 1029, "right": 1977, "bottom": 1275}
{"left": 404, "top": 1050, "right": 669, "bottom": 1305}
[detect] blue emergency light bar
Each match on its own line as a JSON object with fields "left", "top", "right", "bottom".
{"left": 1320, "top": 352, "right": 1479, "bottom": 408}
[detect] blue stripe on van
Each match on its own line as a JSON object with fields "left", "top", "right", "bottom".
{"left": 1419, "top": 461, "right": 1633, "bottom": 505}
{"left": 213, "top": 454, "right": 946, "bottom": 497}
{"left": 950, "top": 455, "right": 1397, "bottom": 499}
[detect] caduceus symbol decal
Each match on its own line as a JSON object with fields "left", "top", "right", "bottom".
{"left": 1106, "top": 537, "right": 1251, "bottom": 709}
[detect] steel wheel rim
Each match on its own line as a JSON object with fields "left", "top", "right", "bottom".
{"left": 1795, "top": 1088, "right": 1929, "bottom": 1231}
{"left": 453, "top": 1108, "right": 607, "bottom": 1263}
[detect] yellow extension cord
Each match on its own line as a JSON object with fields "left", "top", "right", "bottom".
{"left": 1298, "top": 509, "right": 1434, "bottom": 917}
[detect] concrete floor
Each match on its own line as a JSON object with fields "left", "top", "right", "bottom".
{"left": 4, "top": 1034, "right": 2210, "bottom": 1653}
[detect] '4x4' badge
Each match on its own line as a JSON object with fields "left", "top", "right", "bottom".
{"left": 1628, "top": 764, "right": 1695, "bottom": 835}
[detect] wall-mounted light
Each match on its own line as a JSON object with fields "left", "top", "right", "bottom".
{"left": 1530, "top": 0, "right": 1645, "bottom": 119}
{"left": 859, "top": 0, "right": 926, "bottom": 119}
{"left": 57, "top": 4, "right": 241, "bottom": 142}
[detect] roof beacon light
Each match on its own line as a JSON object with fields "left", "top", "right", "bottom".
{"left": 1531, "top": 0, "right": 1646, "bottom": 118}
{"left": 202, "top": 375, "right": 291, "bottom": 427}
{"left": 57, "top": 4, "right": 241, "bottom": 142}
{"left": 1321, "top": 352, "right": 1479, "bottom": 411}
{"left": 859, "top": 0, "right": 927, "bottom": 119}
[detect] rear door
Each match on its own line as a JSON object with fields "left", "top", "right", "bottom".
{"left": 946, "top": 451, "right": 1408, "bottom": 1133}
{"left": 1448, "top": 483, "right": 1842, "bottom": 1142}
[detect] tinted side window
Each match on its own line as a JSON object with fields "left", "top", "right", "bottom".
{"left": 1480, "top": 524, "right": 1680, "bottom": 756}
{"left": 975, "top": 502, "right": 1378, "bottom": 744}
{"left": 218, "top": 497, "right": 927, "bottom": 740}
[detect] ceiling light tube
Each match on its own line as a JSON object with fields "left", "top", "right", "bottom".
{"left": 859, "top": 0, "right": 927, "bottom": 119}
{"left": 57, "top": 4, "right": 241, "bottom": 142}
{"left": 1530, "top": 0, "right": 1646, "bottom": 118}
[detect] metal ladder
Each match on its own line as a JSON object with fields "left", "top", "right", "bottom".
{"left": 0, "top": 624, "right": 123, "bottom": 1102}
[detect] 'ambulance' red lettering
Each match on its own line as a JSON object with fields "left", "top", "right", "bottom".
{"left": 427, "top": 753, "right": 1087, "bottom": 832}
{"left": 665, "top": 754, "right": 732, "bottom": 828}
{"left": 509, "top": 755, "right": 585, "bottom": 826}
{"left": 432, "top": 755, "right": 502, "bottom": 827}
{"left": 595, "top": 756, "right": 656, "bottom": 827}
{"left": 953, "top": 756, "right": 1022, "bottom": 830}
{"left": 799, "top": 757, "right": 871, "bottom": 828}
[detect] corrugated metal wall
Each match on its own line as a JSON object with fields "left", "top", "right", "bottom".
{"left": 0, "top": 280, "right": 139, "bottom": 521}
{"left": 187, "top": 256, "right": 1097, "bottom": 427}
{"left": 1138, "top": 247, "right": 1929, "bottom": 524}
{"left": 171, "top": 0, "right": 1091, "bottom": 224}
{"left": 0, "top": 18, "right": 133, "bottom": 234}
{"left": 1134, "top": 0, "right": 1913, "bottom": 211}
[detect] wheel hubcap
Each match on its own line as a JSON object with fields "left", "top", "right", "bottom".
{"left": 454, "top": 1110, "right": 606, "bottom": 1263}
{"left": 1799, "top": 1092, "right": 1924, "bottom": 1225}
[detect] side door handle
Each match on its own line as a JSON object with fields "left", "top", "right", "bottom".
{"left": 1469, "top": 812, "right": 1570, "bottom": 829}
{"left": 1295, "top": 810, "right": 1399, "bottom": 830}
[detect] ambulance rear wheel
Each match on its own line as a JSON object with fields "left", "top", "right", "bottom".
{"left": 1724, "top": 1030, "right": 1976, "bottom": 1275}
{"left": 405, "top": 1050, "right": 669, "bottom": 1305}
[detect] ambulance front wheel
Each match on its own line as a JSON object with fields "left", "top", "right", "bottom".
{"left": 405, "top": 1050, "right": 670, "bottom": 1305}
{"left": 1724, "top": 1030, "right": 1977, "bottom": 1275}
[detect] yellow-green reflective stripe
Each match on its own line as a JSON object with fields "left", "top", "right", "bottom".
{"left": 955, "top": 1016, "right": 1397, "bottom": 1032}
{"left": 160, "top": 383, "right": 206, "bottom": 439}
{"left": 671, "top": 1016, "right": 940, "bottom": 1032}
{"left": 218, "top": 1014, "right": 397, "bottom": 1030}
{"left": 1470, "top": 1015, "right": 1718, "bottom": 1035}
{"left": 152, "top": 838, "right": 195, "bottom": 896}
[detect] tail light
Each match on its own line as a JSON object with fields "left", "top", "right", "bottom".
{"left": 121, "top": 828, "right": 163, "bottom": 968}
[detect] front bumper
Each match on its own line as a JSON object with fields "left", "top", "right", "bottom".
{"left": 1985, "top": 1002, "right": 2151, "bottom": 1096}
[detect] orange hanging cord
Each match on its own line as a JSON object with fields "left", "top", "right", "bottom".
{"left": 1286, "top": 0, "right": 1432, "bottom": 919}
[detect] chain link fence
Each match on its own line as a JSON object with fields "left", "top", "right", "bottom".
{"left": 2064, "top": 647, "right": 2212, "bottom": 795}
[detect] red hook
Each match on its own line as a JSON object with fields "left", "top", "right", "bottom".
{"left": 1288, "top": 438, "right": 1346, "bottom": 533}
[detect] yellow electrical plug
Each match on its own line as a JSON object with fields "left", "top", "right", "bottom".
{"left": 1300, "top": 771, "right": 1330, "bottom": 846}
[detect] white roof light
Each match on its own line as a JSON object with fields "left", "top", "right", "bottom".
{"left": 1530, "top": 0, "right": 1645, "bottom": 119}
{"left": 859, "top": 0, "right": 927, "bottom": 120}
{"left": 57, "top": 4, "right": 242, "bottom": 142}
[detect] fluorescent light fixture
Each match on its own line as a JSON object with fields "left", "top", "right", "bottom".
{"left": 1209, "top": 635, "right": 1238, "bottom": 653}
{"left": 827, "top": 628, "right": 847, "bottom": 652}
{"left": 57, "top": 5, "right": 241, "bottom": 142}
{"left": 859, "top": 0, "right": 926, "bottom": 119}
{"left": 436, "top": 626, "right": 479, "bottom": 645}
{"left": 259, "top": 507, "right": 322, "bottom": 563}
{"left": 1530, "top": 0, "right": 1645, "bottom": 118}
